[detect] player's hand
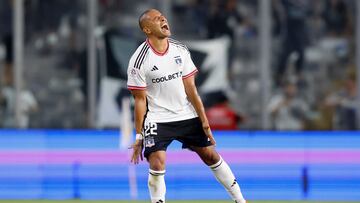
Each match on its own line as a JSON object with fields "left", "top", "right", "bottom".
{"left": 202, "top": 122, "right": 216, "bottom": 146}
{"left": 130, "top": 139, "right": 143, "bottom": 164}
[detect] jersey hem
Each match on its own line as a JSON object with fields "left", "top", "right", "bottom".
{"left": 148, "top": 115, "right": 198, "bottom": 123}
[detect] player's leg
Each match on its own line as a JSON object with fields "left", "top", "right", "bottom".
{"left": 190, "top": 145, "right": 246, "bottom": 203}
{"left": 143, "top": 120, "right": 176, "bottom": 203}
{"left": 178, "top": 118, "right": 246, "bottom": 203}
{"left": 147, "top": 151, "right": 167, "bottom": 203}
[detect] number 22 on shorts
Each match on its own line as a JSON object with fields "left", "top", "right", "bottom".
{"left": 144, "top": 122, "right": 157, "bottom": 147}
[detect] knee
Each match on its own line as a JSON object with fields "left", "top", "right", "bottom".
{"left": 149, "top": 153, "right": 166, "bottom": 171}
{"left": 150, "top": 161, "right": 165, "bottom": 171}
{"left": 201, "top": 149, "right": 220, "bottom": 166}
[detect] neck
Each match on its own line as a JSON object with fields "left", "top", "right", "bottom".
{"left": 147, "top": 37, "right": 168, "bottom": 53}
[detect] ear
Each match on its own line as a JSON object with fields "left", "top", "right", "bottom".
{"left": 143, "top": 27, "right": 151, "bottom": 35}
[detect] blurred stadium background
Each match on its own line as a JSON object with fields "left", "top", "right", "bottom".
{"left": 0, "top": 202, "right": 358, "bottom": 203}
{"left": 0, "top": 0, "right": 360, "bottom": 202}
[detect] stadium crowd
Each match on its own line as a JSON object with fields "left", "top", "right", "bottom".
{"left": 0, "top": 0, "right": 357, "bottom": 130}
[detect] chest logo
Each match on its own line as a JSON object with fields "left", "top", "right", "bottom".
{"left": 174, "top": 56, "right": 182, "bottom": 65}
{"left": 151, "top": 65, "right": 159, "bottom": 71}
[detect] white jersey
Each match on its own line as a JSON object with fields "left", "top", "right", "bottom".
{"left": 127, "top": 38, "right": 199, "bottom": 123}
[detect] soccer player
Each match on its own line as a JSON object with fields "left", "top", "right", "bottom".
{"left": 127, "top": 9, "right": 247, "bottom": 203}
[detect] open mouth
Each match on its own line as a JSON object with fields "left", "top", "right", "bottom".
{"left": 161, "top": 24, "right": 169, "bottom": 31}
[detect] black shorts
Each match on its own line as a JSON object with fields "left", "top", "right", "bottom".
{"left": 143, "top": 117, "right": 212, "bottom": 160}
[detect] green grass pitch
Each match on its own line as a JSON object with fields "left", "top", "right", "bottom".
{"left": 0, "top": 201, "right": 359, "bottom": 203}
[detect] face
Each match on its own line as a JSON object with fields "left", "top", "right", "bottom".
{"left": 142, "top": 9, "right": 171, "bottom": 38}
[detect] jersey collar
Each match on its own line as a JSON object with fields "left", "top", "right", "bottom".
{"left": 146, "top": 38, "right": 169, "bottom": 56}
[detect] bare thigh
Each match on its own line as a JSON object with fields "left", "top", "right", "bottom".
{"left": 189, "top": 145, "right": 220, "bottom": 166}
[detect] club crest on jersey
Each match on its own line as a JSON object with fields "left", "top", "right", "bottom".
{"left": 174, "top": 56, "right": 182, "bottom": 65}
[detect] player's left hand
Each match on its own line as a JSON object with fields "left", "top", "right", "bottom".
{"left": 202, "top": 123, "right": 216, "bottom": 146}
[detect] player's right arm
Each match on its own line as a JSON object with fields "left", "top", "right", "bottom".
{"left": 127, "top": 44, "right": 148, "bottom": 164}
{"left": 129, "top": 89, "right": 147, "bottom": 164}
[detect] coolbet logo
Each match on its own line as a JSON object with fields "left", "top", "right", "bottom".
{"left": 152, "top": 71, "right": 182, "bottom": 83}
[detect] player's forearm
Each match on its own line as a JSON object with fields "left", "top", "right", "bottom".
{"left": 183, "top": 76, "right": 209, "bottom": 125}
{"left": 134, "top": 98, "right": 147, "bottom": 134}
{"left": 187, "top": 89, "right": 209, "bottom": 124}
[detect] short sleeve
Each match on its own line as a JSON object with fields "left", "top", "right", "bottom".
{"left": 182, "top": 50, "right": 198, "bottom": 79}
{"left": 127, "top": 56, "right": 146, "bottom": 90}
